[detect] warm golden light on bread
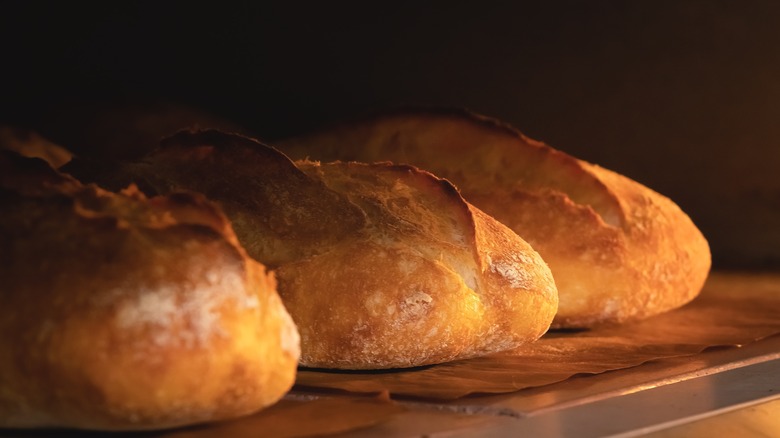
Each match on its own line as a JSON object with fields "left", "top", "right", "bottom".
{"left": 278, "top": 109, "right": 711, "bottom": 327}
{"left": 65, "top": 130, "right": 558, "bottom": 369}
{"left": 0, "top": 152, "right": 299, "bottom": 430}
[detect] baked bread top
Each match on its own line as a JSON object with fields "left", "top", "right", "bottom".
{"left": 277, "top": 108, "right": 712, "bottom": 327}
{"left": 65, "top": 130, "right": 558, "bottom": 369}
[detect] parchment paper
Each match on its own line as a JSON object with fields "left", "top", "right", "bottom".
{"left": 295, "top": 272, "right": 780, "bottom": 399}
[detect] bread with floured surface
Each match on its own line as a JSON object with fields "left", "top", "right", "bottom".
{"left": 0, "top": 151, "right": 299, "bottom": 430}
{"left": 64, "top": 130, "right": 558, "bottom": 369}
{"left": 277, "top": 108, "right": 712, "bottom": 328}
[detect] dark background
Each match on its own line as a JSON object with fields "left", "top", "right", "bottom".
{"left": 2, "top": 1, "right": 779, "bottom": 269}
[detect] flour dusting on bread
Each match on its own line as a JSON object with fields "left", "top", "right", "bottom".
{"left": 114, "top": 270, "right": 257, "bottom": 348}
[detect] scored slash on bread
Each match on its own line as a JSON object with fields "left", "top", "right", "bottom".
{"left": 277, "top": 108, "right": 712, "bottom": 328}
{"left": 286, "top": 160, "right": 557, "bottom": 368}
{"left": 0, "top": 151, "right": 299, "bottom": 430}
{"left": 65, "top": 130, "right": 558, "bottom": 369}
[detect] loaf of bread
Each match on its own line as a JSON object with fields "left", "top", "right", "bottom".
{"left": 64, "top": 130, "right": 558, "bottom": 369}
{"left": 277, "top": 109, "right": 712, "bottom": 328}
{"left": 0, "top": 151, "right": 299, "bottom": 430}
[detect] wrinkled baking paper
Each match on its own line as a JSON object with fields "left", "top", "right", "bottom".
{"left": 296, "top": 272, "right": 780, "bottom": 399}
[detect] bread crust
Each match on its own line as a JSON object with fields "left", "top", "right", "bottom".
{"left": 0, "top": 152, "right": 299, "bottom": 430}
{"left": 65, "top": 131, "right": 558, "bottom": 369}
{"left": 277, "top": 108, "right": 711, "bottom": 327}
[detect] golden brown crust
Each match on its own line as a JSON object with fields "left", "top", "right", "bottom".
{"left": 277, "top": 108, "right": 712, "bottom": 327}
{"left": 0, "top": 152, "right": 299, "bottom": 430}
{"left": 64, "top": 130, "right": 368, "bottom": 268}
{"left": 283, "top": 161, "right": 557, "bottom": 368}
{"left": 66, "top": 131, "right": 558, "bottom": 369}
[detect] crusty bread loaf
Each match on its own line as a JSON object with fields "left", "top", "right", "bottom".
{"left": 0, "top": 151, "right": 299, "bottom": 430}
{"left": 277, "top": 109, "right": 712, "bottom": 328}
{"left": 65, "top": 130, "right": 558, "bottom": 369}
